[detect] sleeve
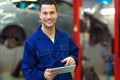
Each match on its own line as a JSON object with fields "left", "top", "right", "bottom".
{"left": 22, "top": 41, "right": 46, "bottom": 80}
{"left": 69, "top": 37, "right": 79, "bottom": 66}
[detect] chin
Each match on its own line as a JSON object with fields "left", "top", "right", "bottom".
{"left": 46, "top": 24, "right": 54, "bottom": 28}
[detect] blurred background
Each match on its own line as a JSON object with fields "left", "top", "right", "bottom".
{"left": 0, "top": 0, "right": 115, "bottom": 80}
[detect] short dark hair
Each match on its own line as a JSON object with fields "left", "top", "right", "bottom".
{"left": 39, "top": 0, "right": 57, "bottom": 11}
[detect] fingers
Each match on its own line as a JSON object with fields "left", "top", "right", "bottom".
{"left": 61, "top": 57, "right": 75, "bottom": 66}
{"left": 44, "top": 69, "right": 50, "bottom": 79}
{"left": 44, "top": 69, "right": 59, "bottom": 80}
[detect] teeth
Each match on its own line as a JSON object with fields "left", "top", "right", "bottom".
{"left": 48, "top": 21, "right": 51, "bottom": 23}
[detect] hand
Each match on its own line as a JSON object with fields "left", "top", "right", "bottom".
{"left": 44, "top": 69, "right": 59, "bottom": 80}
{"left": 61, "top": 57, "right": 75, "bottom": 66}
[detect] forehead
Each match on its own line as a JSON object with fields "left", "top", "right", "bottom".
{"left": 41, "top": 4, "right": 56, "bottom": 12}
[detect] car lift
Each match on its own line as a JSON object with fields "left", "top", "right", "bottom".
{"left": 73, "top": 0, "right": 83, "bottom": 80}
{"left": 114, "top": 0, "right": 120, "bottom": 80}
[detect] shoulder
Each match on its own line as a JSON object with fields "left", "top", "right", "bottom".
{"left": 25, "top": 32, "right": 38, "bottom": 46}
{"left": 57, "top": 28, "right": 70, "bottom": 38}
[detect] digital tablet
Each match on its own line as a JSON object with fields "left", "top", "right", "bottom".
{"left": 48, "top": 65, "right": 76, "bottom": 74}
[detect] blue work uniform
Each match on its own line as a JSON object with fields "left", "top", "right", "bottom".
{"left": 22, "top": 26, "right": 79, "bottom": 80}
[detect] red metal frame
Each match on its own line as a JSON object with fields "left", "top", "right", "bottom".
{"left": 73, "top": 0, "right": 82, "bottom": 80}
{"left": 114, "top": 0, "right": 120, "bottom": 80}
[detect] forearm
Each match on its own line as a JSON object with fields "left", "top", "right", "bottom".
{"left": 22, "top": 63, "right": 45, "bottom": 80}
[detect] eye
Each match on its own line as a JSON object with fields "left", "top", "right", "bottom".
{"left": 43, "top": 12, "right": 47, "bottom": 15}
{"left": 50, "top": 11, "right": 55, "bottom": 15}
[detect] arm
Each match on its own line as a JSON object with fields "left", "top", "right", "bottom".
{"left": 69, "top": 38, "right": 79, "bottom": 66}
{"left": 61, "top": 36, "right": 79, "bottom": 66}
{"left": 22, "top": 41, "right": 45, "bottom": 80}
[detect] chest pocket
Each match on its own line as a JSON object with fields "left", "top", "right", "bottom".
{"left": 60, "top": 45, "right": 69, "bottom": 59}
{"left": 36, "top": 49, "right": 53, "bottom": 66}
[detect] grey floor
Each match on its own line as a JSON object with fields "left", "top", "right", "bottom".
{"left": 0, "top": 71, "right": 24, "bottom": 80}
{"left": 0, "top": 71, "right": 114, "bottom": 80}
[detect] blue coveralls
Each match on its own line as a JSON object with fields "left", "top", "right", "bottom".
{"left": 22, "top": 26, "right": 79, "bottom": 80}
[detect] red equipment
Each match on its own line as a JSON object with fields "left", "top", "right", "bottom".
{"left": 73, "top": 0, "right": 83, "bottom": 80}
{"left": 114, "top": 0, "right": 120, "bottom": 80}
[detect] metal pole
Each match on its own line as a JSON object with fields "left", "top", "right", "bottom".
{"left": 114, "top": 0, "right": 119, "bottom": 80}
{"left": 73, "top": 0, "right": 82, "bottom": 80}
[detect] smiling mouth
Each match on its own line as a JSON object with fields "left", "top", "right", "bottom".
{"left": 48, "top": 21, "right": 52, "bottom": 23}
{"left": 47, "top": 21, "right": 52, "bottom": 23}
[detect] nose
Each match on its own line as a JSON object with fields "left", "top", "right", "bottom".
{"left": 46, "top": 13, "right": 51, "bottom": 19}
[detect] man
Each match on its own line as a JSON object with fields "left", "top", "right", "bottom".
{"left": 22, "top": 0, "right": 79, "bottom": 80}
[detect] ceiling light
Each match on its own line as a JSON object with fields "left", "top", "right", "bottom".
{"left": 100, "top": 8, "right": 115, "bottom": 15}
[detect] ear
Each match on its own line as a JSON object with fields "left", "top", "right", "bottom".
{"left": 39, "top": 12, "right": 41, "bottom": 19}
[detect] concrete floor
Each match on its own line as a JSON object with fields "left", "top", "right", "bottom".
{"left": 99, "top": 74, "right": 114, "bottom": 80}
{"left": 0, "top": 71, "right": 114, "bottom": 80}
{"left": 0, "top": 71, "right": 24, "bottom": 80}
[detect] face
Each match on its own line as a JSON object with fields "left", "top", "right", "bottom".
{"left": 39, "top": 4, "right": 58, "bottom": 28}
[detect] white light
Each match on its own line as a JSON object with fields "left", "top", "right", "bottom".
{"left": 100, "top": 8, "right": 115, "bottom": 15}
{"left": 84, "top": 8, "right": 91, "bottom": 13}
{"left": 0, "top": 2, "right": 7, "bottom": 6}
{"left": 74, "top": 26, "right": 78, "bottom": 32}
{"left": 0, "top": 9, "right": 3, "bottom": 14}
{"left": 11, "top": 0, "right": 37, "bottom": 2}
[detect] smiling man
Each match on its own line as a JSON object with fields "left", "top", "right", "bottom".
{"left": 22, "top": 0, "right": 79, "bottom": 80}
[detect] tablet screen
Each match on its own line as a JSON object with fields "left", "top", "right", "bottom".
{"left": 48, "top": 65, "right": 76, "bottom": 74}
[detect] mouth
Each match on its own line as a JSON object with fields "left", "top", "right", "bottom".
{"left": 47, "top": 21, "right": 52, "bottom": 24}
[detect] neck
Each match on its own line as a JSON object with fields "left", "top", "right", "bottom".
{"left": 41, "top": 25, "right": 55, "bottom": 39}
